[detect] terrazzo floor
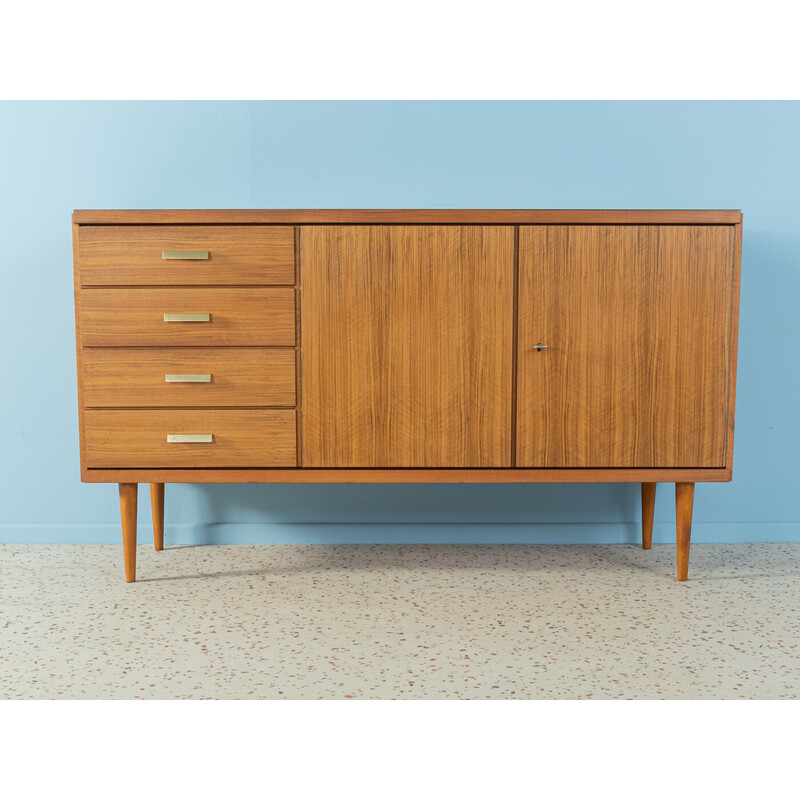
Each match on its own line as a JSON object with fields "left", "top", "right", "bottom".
{"left": 1, "top": 543, "right": 798, "bottom": 700}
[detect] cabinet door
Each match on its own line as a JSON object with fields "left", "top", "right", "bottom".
{"left": 516, "top": 225, "right": 735, "bottom": 468}
{"left": 301, "top": 226, "right": 514, "bottom": 467}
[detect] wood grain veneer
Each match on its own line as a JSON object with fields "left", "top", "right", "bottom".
{"left": 84, "top": 409, "right": 297, "bottom": 468}
{"left": 73, "top": 209, "right": 743, "bottom": 225}
{"left": 82, "top": 467, "right": 731, "bottom": 483}
{"left": 725, "top": 221, "right": 743, "bottom": 471}
{"left": 301, "top": 225, "right": 514, "bottom": 467}
{"left": 80, "top": 288, "right": 295, "bottom": 347}
{"left": 73, "top": 224, "right": 87, "bottom": 471}
{"left": 78, "top": 225, "right": 295, "bottom": 286}
{"left": 82, "top": 348, "right": 295, "bottom": 407}
{"left": 516, "top": 225, "right": 734, "bottom": 468}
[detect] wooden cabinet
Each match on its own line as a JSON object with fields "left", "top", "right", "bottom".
{"left": 72, "top": 209, "right": 743, "bottom": 583}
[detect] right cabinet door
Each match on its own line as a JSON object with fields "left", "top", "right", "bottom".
{"left": 516, "top": 225, "right": 736, "bottom": 468}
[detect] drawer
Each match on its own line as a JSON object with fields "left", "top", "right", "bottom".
{"left": 80, "top": 288, "right": 296, "bottom": 347}
{"left": 78, "top": 225, "right": 295, "bottom": 286}
{"left": 84, "top": 409, "right": 297, "bottom": 467}
{"left": 82, "top": 348, "right": 295, "bottom": 407}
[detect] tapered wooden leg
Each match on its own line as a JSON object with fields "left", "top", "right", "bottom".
{"left": 675, "top": 482, "right": 695, "bottom": 582}
{"left": 150, "top": 483, "right": 165, "bottom": 552}
{"left": 641, "top": 482, "right": 656, "bottom": 550}
{"left": 119, "top": 483, "right": 138, "bottom": 583}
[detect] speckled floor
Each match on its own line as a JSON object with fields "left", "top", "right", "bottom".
{"left": 1, "top": 543, "right": 798, "bottom": 699}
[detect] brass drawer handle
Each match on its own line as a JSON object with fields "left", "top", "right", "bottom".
{"left": 162, "top": 251, "right": 209, "bottom": 260}
{"left": 163, "top": 313, "right": 211, "bottom": 322}
{"left": 167, "top": 434, "right": 213, "bottom": 443}
{"left": 165, "top": 374, "right": 212, "bottom": 383}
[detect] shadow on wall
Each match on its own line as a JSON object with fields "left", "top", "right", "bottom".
{"left": 164, "top": 482, "right": 646, "bottom": 545}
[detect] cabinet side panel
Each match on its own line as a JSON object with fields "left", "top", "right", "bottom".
{"left": 73, "top": 222, "right": 87, "bottom": 473}
{"left": 725, "top": 220, "right": 743, "bottom": 472}
{"left": 517, "top": 225, "right": 734, "bottom": 468}
{"left": 301, "top": 226, "right": 514, "bottom": 467}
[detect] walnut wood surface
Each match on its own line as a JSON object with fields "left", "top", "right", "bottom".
{"left": 301, "top": 225, "right": 514, "bottom": 467}
{"left": 294, "top": 227, "right": 302, "bottom": 464}
{"left": 675, "top": 482, "right": 695, "bottom": 581}
{"left": 73, "top": 224, "right": 87, "bottom": 470}
{"left": 82, "top": 467, "right": 731, "bottom": 483}
{"left": 725, "top": 221, "right": 743, "bottom": 473}
{"left": 73, "top": 209, "right": 743, "bottom": 225}
{"left": 82, "top": 348, "right": 295, "bottom": 407}
{"left": 150, "top": 483, "right": 164, "bottom": 551}
{"left": 78, "top": 225, "right": 295, "bottom": 286}
{"left": 118, "top": 483, "right": 138, "bottom": 582}
{"left": 80, "top": 288, "right": 295, "bottom": 347}
{"left": 85, "top": 409, "right": 296, "bottom": 468}
{"left": 516, "top": 225, "right": 734, "bottom": 468}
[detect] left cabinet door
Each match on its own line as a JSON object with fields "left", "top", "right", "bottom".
{"left": 301, "top": 225, "right": 515, "bottom": 467}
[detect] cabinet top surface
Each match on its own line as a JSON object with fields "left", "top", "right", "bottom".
{"left": 72, "top": 209, "right": 743, "bottom": 225}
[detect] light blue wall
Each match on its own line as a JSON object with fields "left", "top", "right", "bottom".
{"left": 1, "top": 101, "right": 798, "bottom": 544}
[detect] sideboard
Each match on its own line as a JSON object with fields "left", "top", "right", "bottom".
{"left": 72, "top": 209, "right": 742, "bottom": 582}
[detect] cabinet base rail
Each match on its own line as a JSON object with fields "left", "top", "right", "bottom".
{"left": 117, "top": 481, "right": 695, "bottom": 583}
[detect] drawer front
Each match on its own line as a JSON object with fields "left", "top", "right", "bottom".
{"left": 82, "top": 348, "right": 295, "bottom": 407}
{"left": 80, "top": 288, "right": 296, "bottom": 347}
{"left": 78, "top": 225, "right": 295, "bottom": 286}
{"left": 84, "top": 409, "right": 297, "bottom": 467}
